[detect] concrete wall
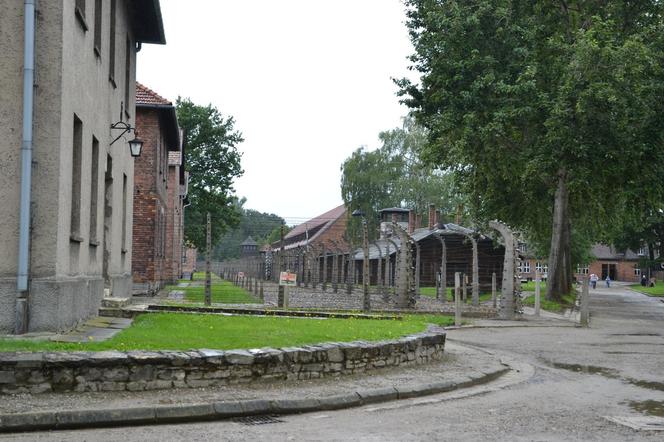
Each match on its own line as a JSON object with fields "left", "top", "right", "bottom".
{"left": 0, "top": 0, "right": 140, "bottom": 332}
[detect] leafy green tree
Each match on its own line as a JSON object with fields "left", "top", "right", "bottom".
{"left": 266, "top": 224, "right": 291, "bottom": 246}
{"left": 397, "top": 0, "right": 664, "bottom": 300}
{"left": 213, "top": 198, "right": 286, "bottom": 260}
{"left": 341, "top": 117, "right": 461, "bottom": 242}
{"left": 177, "top": 98, "right": 244, "bottom": 250}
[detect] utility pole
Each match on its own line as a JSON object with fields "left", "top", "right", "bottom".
{"left": 362, "top": 219, "right": 370, "bottom": 312}
{"left": 278, "top": 224, "right": 285, "bottom": 307}
{"left": 205, "top": 212, "right": 211, "bottom": 306}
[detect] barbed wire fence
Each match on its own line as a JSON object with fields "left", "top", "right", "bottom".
{"left": 194, "top": 215, "right": 524, "bottom": 317}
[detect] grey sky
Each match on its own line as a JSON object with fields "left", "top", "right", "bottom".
{"left": 138, "top": 0, "right": 415, "bottom": 223}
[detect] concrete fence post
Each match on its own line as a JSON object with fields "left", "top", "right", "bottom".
{"left": 535, "top": 271, "right": 541, "bottom": 317}
{"left": 580, "top": 276, "right": 590, "bottom": 327}
{"left": 455, "top": 272, "right": 462, "bottom": 327}
{"left": 491, "top": 272, "right": 497, "bottom": 308}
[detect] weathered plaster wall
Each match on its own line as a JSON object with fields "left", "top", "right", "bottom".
{"left": 0, "top": 0, "right": 140, "bottom": 332}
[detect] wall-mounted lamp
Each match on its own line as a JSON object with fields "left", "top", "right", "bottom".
{"left": 110, "top": 121, "right": 143, "bottom": 157}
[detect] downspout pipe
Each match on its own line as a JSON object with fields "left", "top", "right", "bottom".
{"left": 16, "top": 0, "right": 36, "bottom": 333}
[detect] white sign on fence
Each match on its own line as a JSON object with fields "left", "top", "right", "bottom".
{"left": 279, "top": 271, "right": 297, "bottom": 287}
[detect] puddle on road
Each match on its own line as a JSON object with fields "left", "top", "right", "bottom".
{"left": 550, "top": 362, "right": 664, "bottom": 392}
{"left": 629, "top": 400, "right": 664, "bottom": 417}
{"left": 609, "top": 333, "right": 661, "bottom": 337}
{"left": 552, "top": 362, "right": 620, "bottom": 379}
{"left": 630, "top": 379, "right": 664, "bottom": 392}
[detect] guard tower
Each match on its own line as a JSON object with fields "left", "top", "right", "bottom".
{"left": 378, "top": 208, "right": 410, "bottom": 239}
{"left": 240, "top": 236, "right": 259, "bottom": 257}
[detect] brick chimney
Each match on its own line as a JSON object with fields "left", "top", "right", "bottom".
{"left": 408, "top": 210, "right": 415, "bottom": 234}
{"left": 428, "top": 204, "right": 436, "bottom": 230}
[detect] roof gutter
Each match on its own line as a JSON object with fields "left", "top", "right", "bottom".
{"left": 16, "top": 0, "right": 36, "bottom": 333}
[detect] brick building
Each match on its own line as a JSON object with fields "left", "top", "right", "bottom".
{"left": 518, "top": 243, "right": 644, "bottom": 283}
{"left": 164, "top": 139, "right": 188, "bottom": 282}
{"left": 276, "top": 204, "right": 348, "bottom": 252}
{"left": 132, "top": 83, "right": 181, "bottom": 294}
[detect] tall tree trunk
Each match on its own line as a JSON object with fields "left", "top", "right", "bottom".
{"left": 546, "top": 170, "right": 572, "bottom": 301}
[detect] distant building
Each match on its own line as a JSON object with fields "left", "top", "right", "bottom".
{"left": 240, "top": 237, "right": 259, "bottom": 257}
{"left": 518, "top": 243, "right": 645, "bottom": 283}
{"left": 354, "top": 206, "right": 505, "bottom": 289}
{"left": 0, "top": 1, "right": 165, "bottom": 333}
{"left": 275, "top": 204, "right": 348, "bottom": 251}
{"left": 131, "top": 83, "right": 181, "bottom": 295}
{"left": 165, "top": 145, "right": 188, "bottom": 283}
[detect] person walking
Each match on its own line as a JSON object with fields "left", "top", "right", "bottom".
{"left": 590, "top": 273, "right": 598, "bottom": 289}
{"left": 605, "top": 275, "right": 611, "bottom": 288}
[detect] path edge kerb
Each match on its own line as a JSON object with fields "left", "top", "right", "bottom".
{"left": 0, "top": 364, "right": 511, "bottom": 433}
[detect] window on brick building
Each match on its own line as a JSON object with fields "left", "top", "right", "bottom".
{"left": 522, "top": 261, "right": 530, "bottom": 273}
{"left": 634, "top": 267, "right": 641, "bottom": 276}
{"left": 577, "top": 265, "right": 589, "bottom": 275}
{"left": 535, "top": 262, "right": 548, "bottom": 275}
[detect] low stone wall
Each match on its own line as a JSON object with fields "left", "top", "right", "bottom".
{"left": 0, "top": 329, "right": 446, "bottom": 395}
{"left": 261, "top": 283, "right": 498, "bottom": 317}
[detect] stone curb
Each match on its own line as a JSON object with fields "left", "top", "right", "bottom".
{"left": 0, "top": 365, "right": 510, "bottom": 433}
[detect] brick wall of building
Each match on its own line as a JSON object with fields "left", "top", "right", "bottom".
{"left": 132, "top": 108, "right": 169, "bottom": 293}
{"left": 164, "top": 164, "right": 183, "bottom": 282}
{"left": 312, "top": 214, "right": 348, "bottom": 250}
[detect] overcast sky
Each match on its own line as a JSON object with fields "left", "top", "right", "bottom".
{"left": 138, "top": 0, "right": 415, "bottom": 224}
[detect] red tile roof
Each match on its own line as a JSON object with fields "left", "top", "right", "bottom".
{"left": 285, "top": 204, "right": 346, "bottom": 240}
{"left": 136, "top": 82, "right": 172, "bottom": 106}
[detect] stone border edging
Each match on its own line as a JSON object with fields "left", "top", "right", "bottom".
{"left": 0, "top": 329, "right": 446, "bottom": 396}
{"left": 0, "top": 365, "right": 510, "bottom": 433}
{"left": 145, "top": 304, "right": 401, "bottom": 320}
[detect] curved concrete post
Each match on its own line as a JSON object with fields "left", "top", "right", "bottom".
{"left": 434, "top": 233, "right": 447, "bottom": 302}
{"left": 489, "top": 220, "right": 517, "bottom": 319}
{"left": 344, "top": 248, "right": 353, "bottom": 294}
{"left": 330, "top": 241, "right": 343, "bottom": 293}
{"left": 414, "top": 239, "right": 421, "bottom": 299}
{"left": 460, "top": 233, "right": 480, "bottom": 306}
{"left": 299, "top": 247, "right": 306, "bottom": 287}
{"left": 386, "top": 238, "right": 399, "bottom": 290}
{"left": 321, "top": 246, "right": 328, "bottom": 292}
{"left": 392, "top": 223, "right": 416, "bottom": 308}
{"left": 371, "top": 241, "right": 385, "bottom": 300}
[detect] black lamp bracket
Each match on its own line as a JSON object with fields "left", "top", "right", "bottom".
{"left": 110, "top": 121, "right": 136, "bottom": 145}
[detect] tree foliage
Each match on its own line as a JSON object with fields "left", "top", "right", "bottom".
{"left": 340, "top": 117, "right": 462, "bottom": 242}
{"left": 212, "top": 198, "right": 286, "bottom": 261}
{"left": 177, "top": 98, "right": 244, "bottom": 250}
{"left": 397, "top": 0, "right": 664, "bottom": 299}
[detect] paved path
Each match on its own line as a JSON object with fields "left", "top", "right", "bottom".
{"left": 2, "top": 284, "right": 663, "bottom": 441}
{"left": 49, "top": 317, "right": 133, "bottom": 343}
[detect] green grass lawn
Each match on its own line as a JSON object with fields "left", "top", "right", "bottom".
{"left": 521, "top": 292, "right": 576, "bottom": 313}
{"left": 629, "top": 284, "right": 664, "bottom": 297}
{"left": 420, "top": 287, "right": 493, "bottom": 303}
{"left": 164, "top": 280, "right": 258, "bottom": 304}
{"left": 520, "top": 280, "right": 547, "bottom": 292}
{"left": 0, "top": 313, "right": 454, "bottom": 353}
